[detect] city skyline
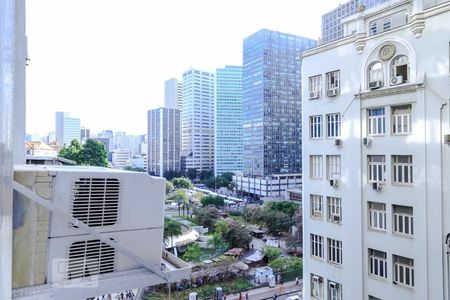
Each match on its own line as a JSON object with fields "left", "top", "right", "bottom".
{"left": 26, "top": 0, "right": 345, "bottom": 136}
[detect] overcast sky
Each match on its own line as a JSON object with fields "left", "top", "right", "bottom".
{"left": 26, "top": 0, "right": 342, "bottom": 136}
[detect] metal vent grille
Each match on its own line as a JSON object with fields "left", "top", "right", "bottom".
{"left": 67, "top": 239, "right": 115, "bottom": 280}
{"left": 71, "top": 178, "right": 120, "bottom": 227}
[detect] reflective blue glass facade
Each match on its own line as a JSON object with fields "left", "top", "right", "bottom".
{"left": 243, "top": 29, "right": 316, "bottom": 177}
{"left": 215, "top": 65, "right": 243, "bottom": 176}
{"left": 321, "top": 0, "right": 390, "bottom": 44}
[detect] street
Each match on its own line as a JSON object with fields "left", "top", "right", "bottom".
{"left": 225, "top": 280, "right": 303, "bottom": 300}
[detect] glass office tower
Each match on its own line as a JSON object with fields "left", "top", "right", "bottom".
{"left": 214, "top": 65, "right": 243, "bottom": 176}
{"left": 242, "top": 29, "right": 316, "bottom": 177}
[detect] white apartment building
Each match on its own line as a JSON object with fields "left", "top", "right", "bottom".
{"left": 233, "top": 173, "right": 302, "bottom": 198}
{"left": 302, "top": 1, "right": 450, "bottom": 299}
{"left": 112, "top": 149, "right": 132, "bottom": 169}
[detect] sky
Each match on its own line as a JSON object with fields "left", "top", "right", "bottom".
{"left": 26, "top": 0, "right": 343, "bottom": 137}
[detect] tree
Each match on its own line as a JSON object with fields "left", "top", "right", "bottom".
{"left": 166, "top": 181, "right": 174, "bottom": 194}
{"left": 183, "top": 243, "right": 202, "bottom": 262}
{"left": 244, "top": 207, "right": 265, "bottom": 226}
{"left": 263, "top": 246, "right": 282, "bottom": 262}
{"left": 58, "top": 139, "right": 108, "bottom": 167}
{"left": 264, "top": 201, "right": 299, "bottom": 217}
{"left": 194, "top": 205, "right": 220, "bottom": 229}
{"left": 199, "top": 170, "right": 214, "bottom": 181}
{"left": 123, "top": 166, "right": 145, "bottom": 172}
{"left": 164, "top": 218, "right": 182, "bottom": 248}
{"left": 163, "top": 170, "right": 184, "bottom": 181}
{"left": 168, "top": 190, "right": 188, "bottom": 216}
{"left": 264, "top": 210, "right": 292, "bottom": 235}
{"left": 58, "top": 139, "right": 82, "bottom": 162}
{"left": 200, "top": 195, "right": 225, "bottom": 208}
{"left": 186, "top": 168, "right": 197, "bottom": 180}
{"left": 172, "top": 177, "right": 193, "bottom": 189}
{"left": 225, "top": 219, "right": 252, "bottom": 249}
{"left": 268, "top": 256, "right": 303, "bottom": 277}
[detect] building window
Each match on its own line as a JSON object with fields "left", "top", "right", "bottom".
{"left": 368, "top": 202, "right": 386, "bottom": 231}
{"left": 327, "top": 238, "right": 343, "bottom": 265}
{"left": 326, "top": 71, "right": 340, "bottom": 95}
{"left": 311, "top": 234, "right": 324, "bottom": 259}
{"left": 368, "top": 155, "right": 386, "bottom": 183}
{"left": 310, "top": 155, "right": 323, "bottom": 179}
{"left": 369, "top": 21, "right": 377, "bottom": 35}
{"left": 327, "top": 197, "right": 342, "bottom": 223}
{"left": 367, "top": 108, "right": 385, "bottom": 136}
{"left": 328, "top": 280, "right": 342, "bottom": 300}
{"left": 311, "top": 194, "right": 323, "bottom": 219}
{"left": 383, "top": 18, "right": 392, "bottom": 31}
{"left": 368, "top": 62, "right": 384, "bottom": 87}
{"left": 391, "top": 55, "right": 409, "bottom": 83}
{"left": 393, "top": 205, "right": 414, "bottom": 236}
{"left": 311, "top": 274, "right": 324, "bottom": 299}
{"left": 392, "top": 155, "right": 413, "bottom": 185}
{"left": 310, "top": 115, "right": 323, "bottom": 139}
{"left": 393, "top": 255, "right": 414, "bottom": 288}
{"left": 327, "top": 113, "right": 341, "bottom": 138}
{"left": 369, "top": 249, "right": 387, "bottom": 279}
{"left": 309, "top": 75, "right": 322, "bottom": 99}
{"left": 392, "top": 105, "right": 412, "bottom": 134}
{"left": 326, "top": 155, "right": 341, "bottom": 180}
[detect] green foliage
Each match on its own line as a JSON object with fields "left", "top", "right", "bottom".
{"left": 264, "top": 201, "right": 299, "bottom": 217}
{"left": 224, "top": 219, "right": 252, "bottom": 249}
{"left": 166, "top": 181, "right": 174, "bottom": 194}
{"left": 200, "top": 195, "right": 224, "bottom": 208}
{"left": 199, "top": 170, "right": 214, "bottom": 180}
{"left": 58, "top": 139, "right": 108, "bottom": 167}
{"left": 163, "top": 170, "right": 185, "bottom": 181}
{"left": 164, "top": 218, "right": 183, "bottom": 248}
{"left": 186, "top": 168, "right": 197, "bottom": 180}
{"left": 123, "top": 166, "right": 145, "bottom": 172}
{"left": 168, "top": 189, "right": 188, "bottom": 204}
{"left": 268, "top": 256, "right": 303, "bottom": 276}
{"left": 204, "top": 172, "right": 234, "bottom": 190}
{"left": 171, "top": 177, "right": 193, "bottom": 189}
{"left": 263, "top": 246, "right": 282, "bottom": 262}
{"left": 214, "top": 219, "right": 229, "bottom": 237}
{"left": 264, "top": 210, "right": 292, "bottom": 235}
{"left": 244, "top": 207, "right": 265, "bottom": 226}
{"left": 194, "top": 206, "right": 220, "bottom": 229}
{"left": 183, "top": 243, "right": 201, "bottom": 262}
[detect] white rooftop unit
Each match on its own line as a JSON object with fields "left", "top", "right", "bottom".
{"left": 12, "top": 165, "right": 165, "bottom": 289}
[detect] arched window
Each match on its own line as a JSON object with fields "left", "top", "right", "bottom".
{"left": 368, "top": 61, "right": 384, "bottom": 89}
{"left": 391, "top": 55, "right": 409, "bottom": 84}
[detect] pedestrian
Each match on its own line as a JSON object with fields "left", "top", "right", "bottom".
{"left": 223, "top": 293, "right": 227, "bottom": 300}
{"left": 295, "top": 277, "right": 299, "bottom": 285}
{"left": 245, "top": 292, "right": 249, "bottom": 300}
{"left": 251, "top": 243, "right": 254, "bottom": 250}
{"left": 238, "top": 291, "right": 242, "bottom": 300}
{"left": 273, "top": 293, "right": 278, "bottom": 300}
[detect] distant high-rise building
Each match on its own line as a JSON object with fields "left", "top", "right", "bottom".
{"left": 214, "top": 65, "right": 243, "bottom": 176}
{"left": 321, "top": 0, "right": 390, "bottom": 44}
{"left": 235, "top": 29, "right": 315, "bottom": 197}
{"left": 242, "top": 29, "right": 315, "bottom": 177}
{"left": 55, "top": 112, "right": 81, "bottom": 147}
{"left": 164, "top": 78, "right": 183, "bottom": 110}
{"left": 97, "top": 130, "right": 114, "bottom": 161}
{"left": 80, "top": 127, "right": 90, "bottom": 143}
{"left": 148, "top": 107, "right": 181, "bottom": 177}
{"left": 112, "top": 149, "right": 132, "bottom": 169}
{"left": 181, "top": 68, "right": 215, "bottom": 173}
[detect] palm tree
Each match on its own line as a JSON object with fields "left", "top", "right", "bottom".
{"left": 164, "top": 219, "right": 182, "bottom": 248}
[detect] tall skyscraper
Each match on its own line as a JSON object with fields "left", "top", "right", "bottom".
{"left": 148, "top": 108, "right": 181, "bottom": 177}
{"left": 55, "top": 112, "right": 81, "bottom": 147}
{"left": 214, "top": 65, "right": 243, "bottom": 176}
{"left": 80, "top": 127, "right": 90, "bottom": 143}
{"left": 302, "top": 1, "right": 450, "bottom": 299}
{"left": 242, "top": 29, "right": 316, "bottom": 177}
{"left": 181, "top": 68, "right": 215, "bottom": 172}
{"left": 321, "top": 0, "right": 390, "bottom": 44}
{"left": 164, "top": 78, "right": 183, "bottom": 110}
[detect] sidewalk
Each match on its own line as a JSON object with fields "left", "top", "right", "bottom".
{"left": 225, "top": 280, "right": 303, "bottom": 300}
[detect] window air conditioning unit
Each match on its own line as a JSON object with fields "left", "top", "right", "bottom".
{"left": 309, "top": 91, "right": 319, "bottom": 99}
{"left": 363, "top": 137, "right": 372, "bottom": 146}
{"left": 390, "top": 75, "right": 403, "bottom": 85}
{"left": 326, "top": 88, "right": 338, "bottom": 97}
{"left": 312, "top": 275, "right": 322, "bottom": 283}
{"left": 332, "top": 215, "right": 341, "bottom": 222}
{"left": 372, "top": 182, "right": 382, "bottom": 191}
{"left": 369, "top": 80, "right": 382, "bottom": 90}
{"left": 329, "top": 179, "right": 338, "bottom": 187}
{"left": 444, "top": 134, "right": 450, "bottom": 144}
{"left": 335, "top": 139, "right": 342, "bottom": 146}
{"left": 329, "top": 281, "right": 339, "bottom": 289}
{"left": 12, "top": 165, "right": 165, "bottom": 288}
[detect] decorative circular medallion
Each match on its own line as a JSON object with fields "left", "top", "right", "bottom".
{"left": 379, "top": 43, "right": 396, "bottom": 61}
